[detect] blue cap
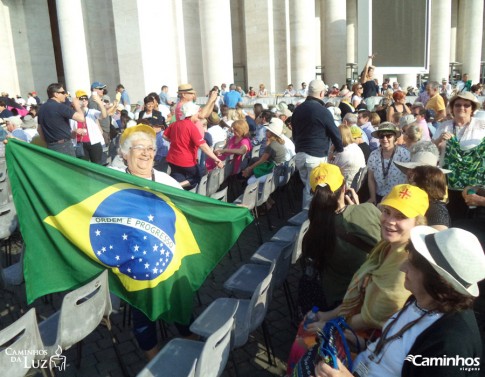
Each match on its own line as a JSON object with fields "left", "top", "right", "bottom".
{"left": 91, "top": 81, "right": 106, "bottom": 90}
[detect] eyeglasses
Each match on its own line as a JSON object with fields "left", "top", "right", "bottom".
{"left": 130, "top": 145, "right": 156, "bottom": 154}
{"left": 453, "top": 102, "right": 472, "bottom": 108}
{"left": 56, "top": 91, "right": 66, "bottom": 95}
{"left": 378, "top": 134, "right": 394, "bottom": 139}
{"left": 79, "top": 97, "right": 88, "bottom": 101}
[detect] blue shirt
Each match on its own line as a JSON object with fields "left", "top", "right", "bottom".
{"left": 120, "top": 91, "right": 130, "bottom": 107}
{"left": 360, "top": 122, "right": 379, "bottom": 151}
{"left": 155, "top": 132, "right": 169, "bottom": 160}
{"left": 223, "top": 90, "right": 242, "bottom": 109}
{"left": 12, "top": 128, "right": 29, "bottom": 142}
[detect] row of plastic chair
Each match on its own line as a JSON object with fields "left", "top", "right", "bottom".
{"left": 0, "top": 270, "right": 128, "bottom": 377}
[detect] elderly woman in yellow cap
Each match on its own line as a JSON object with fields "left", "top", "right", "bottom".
{"left": 110, "top": 123, "right": 187, "bottom": 360}
{"left": 111, "top": 124, "right": 182, "bottom": 189}
{"left": 288, "top": 182, "right": 429, "bottom": 375}
{"left": 314, "top": 227, "right": 485, "bottom": 377}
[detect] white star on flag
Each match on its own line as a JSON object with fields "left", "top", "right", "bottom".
{"left": 95, "top": 229, "right": 101, "bottom": 236}
{"left": 148, "top": 214, "right": 154, "bottom": 221}
{"left": 122, "top": 233, "right": 128, "bottom": 240}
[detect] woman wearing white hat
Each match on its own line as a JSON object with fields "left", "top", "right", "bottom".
{"left": 433, "top": 92, "right": 484, "bottom": 219}
{"left": 314, "top": 226, "right": 484, "bottom": 377}
{"left": 242, "top": 117, "right": 286, "bottom": 185}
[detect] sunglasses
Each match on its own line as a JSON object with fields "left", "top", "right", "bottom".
{"left": 56, "top": 91, "right": 66, "bottom": 94}
{"left": 379, "top": 133, "right": 395, "bottom": 139}
{"left": 79, "top": 96, "right": 88, "bottom": 101}
{"left": 453, "top": 102, "right": 472, "bottom": 108}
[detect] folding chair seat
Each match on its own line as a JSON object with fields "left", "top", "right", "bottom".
{"left": 137, "top": 302, "right": 237, "bottom": 377}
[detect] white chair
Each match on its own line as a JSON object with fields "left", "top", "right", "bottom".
{"left": 137, "top": 302, "right": 237, "bottom": 377}
{"left": 197, "top": 173, "right": 209, "bottom": 196}
{"left": 190, "top": 263, "right": 276, "bottom": 368}
{"left": 0, "top": 308, "right": 48, "bottom": 377}
{"left": 287, "top": 209, "right": 308, "bottom": 226}
{"left": 250, "top": 144, "right": 261, "bottom": 159}
{"left": 206, "top": 168, "right": 222, "bottom": 197}
{"left": 233, "top": 181, "right": 262, "bottom": 244}
{"left": 38, "top": 270, "right": 127, "bottom": 375}
{"left": 351, "top": 166, "right": 368, "bottom": 192}
{"left": 210, "top": 187, "right": 228, "bottom": 202}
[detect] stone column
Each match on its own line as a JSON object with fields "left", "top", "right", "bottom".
{"left": 322, "top": 0, "right": 346, "bottom": 86}
{"left": 244, "top": 0, "right": 276, "bottom": 93}
{"left": 199, "top": 0, "right": 234, "bottom": 89}
{"left": 429, "top": 0, "right": 452, "bottom": 82}
{"left": 459, "top": 0, "right": 484, "bottom": 82}
{"left": 290, "top": 0, "right": 315, "bottom": 85}
{"left": 397, "top": 74, "right": 416, "bottom": 92}
{"left": 346, "top": 0, "right": 357, "bottom": 66}
{"left": 56, "top": 0, "right": 90, "bottom": 92}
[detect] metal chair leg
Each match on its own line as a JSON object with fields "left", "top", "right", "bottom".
{"left": 261, "top": 320, "right": 275, "bottom": 366}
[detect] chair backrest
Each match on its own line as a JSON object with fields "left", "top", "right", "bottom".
{"left": 245, "top": 262, "right": 275, "bottom": 335}
{"left": 206, "top": 168, "right": 222, "bottom": 197}
{"left": 272, "top": 241, "right": 295, "bottom": 288}
{"left": 256, "top": 172, "right": 275, "bottom": 207}
{"left": 351, "top": 166, "right": 368, "bottom": 192}
{"left": 223, "top": 156, "right": 234, "bottom": 181}
{"left": 212, "top": 140, "right": 226, "bottom": 151}
{"left": 238, "top": 152, "right": 250, "bottom": 172}
{"left": 195, "top": 302, "right": 237, "bottom": 377}
{"left": 0, "top": 308, "right": 44, "bottom": 377}
{"left": 250, "top": 144, "right": 261, "bottom": 159}
{"left": 210, "top": 187, "right": 228, "bottom": 202}
{"left": 197, "top": 173, "right": 209, "bottom": 196}
{"left": 237, "top": 181, "right": 259, "bottom": 210}
{"left": 291, "top": 219, "right": 310, "bottom": 264}
{"left": 284, "top": 156, "right": 296, "bottom": 185}
{"left": 56, "top": 270, "right": 111, "bottom": 351}
{"left": 273, "top": 164, "right": 287, "bottom": 189}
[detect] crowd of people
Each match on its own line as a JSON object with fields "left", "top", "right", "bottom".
{"left": 1, "top": 69, "right": 484, "bottom": 376}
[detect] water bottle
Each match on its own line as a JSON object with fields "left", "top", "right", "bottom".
{"left": 467, "top": 188, "right": 477, "bottom": 209}
{"left": 303, "top": 306, "right": 319, "bottom": 330}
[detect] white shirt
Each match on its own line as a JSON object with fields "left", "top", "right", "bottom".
{"left": 353, "top": 302, "right": 442, "bottom": 377}
{"left": 109, "top": 166, "right": 182, "bottom": 189}
{"left": 281, "top": 134, "right": 295, "bottom": 161}
{"left": 207, "top": 125, "right": 228, "bottom": 148}
{"left": 433, "top": 118, "right": 485, "bottom": 166}
{"left": 332, "top": 143, "right": 366, "bottom": 188}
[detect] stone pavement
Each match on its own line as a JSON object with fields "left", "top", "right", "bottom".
{"left": 1, "top": 179, "right": 305, "bottom": 377}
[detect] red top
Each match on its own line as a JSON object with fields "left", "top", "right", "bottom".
{"left": 164, "top": 119, "right": 206, "bottom": 167}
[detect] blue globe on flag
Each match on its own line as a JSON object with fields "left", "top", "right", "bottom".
{"left": 89, "top": 189, "right": 176, "bottom": 281}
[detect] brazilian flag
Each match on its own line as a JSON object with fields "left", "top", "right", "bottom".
{"left": 6, "top": 140, "right": 253, "bottom": 323}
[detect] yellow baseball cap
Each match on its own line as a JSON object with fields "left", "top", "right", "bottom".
{"left": 75, "top": 90, "right": 88, "bottom": 98}
{"left": 350, "top": 125, "right": 362, "bottom": 138}
{"left": 380, "top": 184, "right": 429, "bottom": 218}
{"left": 310, "top": 163, "right": 344, "bottom": 193}
{"left": 120, "top": 124, "right": 156, "bottom": 146}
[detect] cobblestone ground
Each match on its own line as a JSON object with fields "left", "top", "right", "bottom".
{"left": 1, "top": 178, "right": 305, "bottom": 377}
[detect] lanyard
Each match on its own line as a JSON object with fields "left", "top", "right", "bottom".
{"left": 369, "top": 300, "right": 433, "bottom": 364}
{"left": 380, "top": 147, "right": 396, "bottom": 178}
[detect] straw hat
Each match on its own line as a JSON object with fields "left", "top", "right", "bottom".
{"left": 264, "top": 117, "right": 284, "bottom": 137}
